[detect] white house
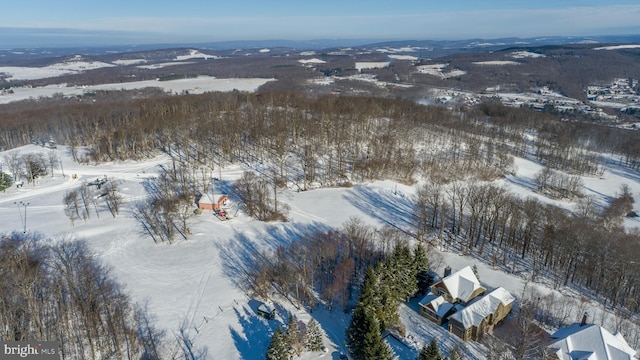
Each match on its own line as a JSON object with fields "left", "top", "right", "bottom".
{"left": 548, "top": 322, "right": 637, "bottom": 360}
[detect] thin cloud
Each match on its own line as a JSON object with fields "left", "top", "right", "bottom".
{"left": 4, "top": 4, "right": 640, "bottom": 43}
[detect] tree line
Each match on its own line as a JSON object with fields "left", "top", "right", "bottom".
{"left": 414, "top": 178, "right": 640, "bottom": 315}
{"left": 0, "top": 89, "right": 629, "bottom": 185}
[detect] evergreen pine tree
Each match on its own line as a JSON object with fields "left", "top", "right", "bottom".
{"left": 266, "top": 326, "right": 289, "bottom": 360}
{"left": 305, "top": 318, "right": 324, "bottom": 351}
{"left": 286, "top": 314, "right": 302, "bottom": 356}
{"left": 359, "top": 266, "right": 379, "bottom": 308}
{"left": 415, "top": 244, "right": 431, "bottom": 294}
{"left": 360, "top": 309, "right": 394, "bottom": 360}
{"left": 346, "top": 303, "right": 368, "bottom": 360}
{"left": 447, "top": 346, "right": 461, "bottom": 360}
{"left": 414, "top": 244, "right": 429, "bottom": 275}
{"left": 375, "top": 262, "right": 399, "bottom": 330}
{"left": 0, "top": 172, "right": 12, "bottom": 192}
{"left": 348, "top": 302, "right": 393, "bottom": 360}
{"left": 390, "top": 244, "right": 417, "bottom": 301}
{"left": 418, "top": 339, "right": 442, "bottom": 360}
{"left": 402, "top": 244, "right": 419, "bottom": 299}
{"left": 419, "top": 344, "right": 429, "bottom": 360}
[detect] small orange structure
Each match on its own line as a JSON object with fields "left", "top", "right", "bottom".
{"left": 197, "top": 193, "right": 229, "bottom": 212}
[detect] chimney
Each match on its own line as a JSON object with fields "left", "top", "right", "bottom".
{"left": 444, "top": 266, "right": 452, "bottom": 277}
{"left": 580, "top": 312, "right": 588, "bottom": 327}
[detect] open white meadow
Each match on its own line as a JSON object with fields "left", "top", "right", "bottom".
{"left": 0, "top": 55, "right": 115, "bottom": 81}
{"left": 472, "top": 61, "right": 521, "bottom": 66}
{"left": 594, "top": 44, "right": 640, "bottom": 51}
{"left": 355, "top": 62, "right": 390, "bottom": 72}
{"left": 0, "top": 76, "right": 275, "bottom": 104}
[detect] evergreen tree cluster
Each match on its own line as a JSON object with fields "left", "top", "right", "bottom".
{"left": 418, "top": 340, "right": 462, "bottom": 360}
{"left": 266, "top": 326, "right": 288, "bottom": 360}
{"left": 266, "top": 316, "right": 325, "bottom": 359}
{"left": 419, "top": 339, "right": 442, "bottom": 360}
{"left": 0, "top": 171, "right": 12, "bottom": 191}
{"left": 346, "top": 244, "right": 430, "bottom": 360}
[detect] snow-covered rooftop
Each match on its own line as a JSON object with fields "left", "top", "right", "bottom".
{"left": 198, "top": 193, "right": 228, "bottom": 205}
{"left": 418, "top": 293, "right": 454, "bottom": 317}
{"left": 438, "top": 265, "right": 484, "bottom": 303}
{"left": 447, "top": 287, "right": 515, "bottom": 329}
{"left": 549, "top": 323, "right": 637, "bottom": 360}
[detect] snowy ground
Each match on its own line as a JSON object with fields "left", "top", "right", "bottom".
{"left": 472, "top": 61, "right": 521, "bottom": 66}
{"left": 0, "top": 76, "right": 275, "bottom": 104}
{"left": 1, "top": 142, "right": 639, "bottom": 359}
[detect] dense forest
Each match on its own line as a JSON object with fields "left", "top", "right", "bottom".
{"left": 2, "top": 89, "right": 640, "bottom": 356}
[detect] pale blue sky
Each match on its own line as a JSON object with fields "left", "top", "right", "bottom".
{"left": 2, "top": 1, "right": 640, "bottom": 46}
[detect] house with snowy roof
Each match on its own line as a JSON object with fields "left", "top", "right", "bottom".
{"left": 196, "top": 193, "right": 228, "bottom": 212}
{"left": 431, "top": 265, "right": 486, "bottom": 305}
{"left": 418, "top": 292, "right": 458, "bottom": 325}
{"left": 418, "top": 265, "right": 486, "bottom": 325}
{"left": 547, "top": 317, "right": 637, "bottom": 360}
{"left": 447, "top": 287, "right": 515, "bottom": 341}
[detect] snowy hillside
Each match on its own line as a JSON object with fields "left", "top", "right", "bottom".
{"left": 1, "top": 142, "right": 640, "bottom": 359}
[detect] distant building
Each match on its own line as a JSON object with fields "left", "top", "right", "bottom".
{"left": 257, "top": 302, "right": 275, "bottom": 319}
{"left": 196, "top": 193, "right": 228, "bottom": 212}
{"left": 548, "top": 318, "right": 637, "bottom": 360}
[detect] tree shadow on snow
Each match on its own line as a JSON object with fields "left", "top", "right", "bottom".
{"left": 229, "top": 305, "right": 282, "bottom": 360}
{"left": 211, "top": 178, "right": 235, "bottom": 196}
{"left": 345, "top": 185, "right": 416, "bottom": 237}
{"left": 215, "top": 221, "right": 330, "bottom": 294}
{"left": 504, "top": 172, "right": 538, "bottom": 193}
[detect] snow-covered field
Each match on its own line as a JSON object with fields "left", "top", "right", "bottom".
{"left": 0, "top": 55, "right": 115, "bottom": 81}
{"left": 0, "top": 54, "right": 275, "bottom": 105}
{"left": 1, "top": 140, "right": 639, "bottom": 359}
{"left": 388, "top": 55, "right": 419, "bottom": 61}
{"left": 176, "top": 49, "right": 220, "bottom": 61}
{"left": 594, "top": 44, "right": 640, "bottom": 51}
{"left": 415, "top": 63, "right": 467, "bottom": 79}
{"left": 136, "top": 61, "right": 195, "bottom": 69}
{"left": 298, "top": 58, "right": 326, "bottom": 65}
{"left": 355, "top": 61, "right": 390, "bottom": 71}
{"left": 0, "top": 76, "right": 275, "bottom": 104}
{"left": 510, "top": 51, "right": 545, "bottom": 59}
{"left": 472, "top": 60, "right": 521, "bottom": 66}
{"left": 112, "top": 59, "right": 148, "bottom": 66}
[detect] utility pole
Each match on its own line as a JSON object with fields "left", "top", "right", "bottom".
{"left": 14, "top": 201, "right": 23, "bottom": 231}
{"left": 21, "top": 201, "right": 29, "bottom": 233}
{"left": 14, "top": 201, "right": 29, "bottom": 233}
